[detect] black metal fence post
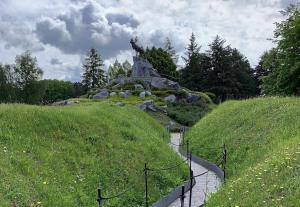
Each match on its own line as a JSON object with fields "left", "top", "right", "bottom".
{"left": 144, "top": 163, "right": 149, "bottom": 207}
{"left": 189, "top": 170, "right": 194, "bottom": 207}
{"left": 180, "top": 185, "right": 185, "bottom": 207}
{"left": 223, "top": 144, "right": 227, "bottom": 182}
{"left": 186, "top": 140, "right": 190, "bottom": 160}
{"left": 97, "top": 188, "right": 102, "bottom": 207}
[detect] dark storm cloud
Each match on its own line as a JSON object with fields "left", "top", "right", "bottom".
{"left": 35, "top": 1, "right": 136, "bottom": 58}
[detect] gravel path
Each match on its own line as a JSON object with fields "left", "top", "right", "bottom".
{"left": 168, "top": 133, "right": 221, "bottom": 207}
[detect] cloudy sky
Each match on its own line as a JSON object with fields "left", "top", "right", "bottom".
{"left": 0, "top": 0, "right": 298, "bottom": 82}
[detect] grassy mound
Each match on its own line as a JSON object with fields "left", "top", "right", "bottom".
{"left": 186, "top": 97, "right": 300, "bottom": 206}
{"left": 0, "top": 103, "right": 188, "bottom": 207}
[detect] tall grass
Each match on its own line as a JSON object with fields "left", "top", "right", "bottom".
{"left": 186, "top": 97, "right": 300, "bottom": 206}
{"left": 0, "top": 103, "right": 188, "bottom": 206}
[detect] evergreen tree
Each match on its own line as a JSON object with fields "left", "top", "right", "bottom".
{"left": 82, "top": 48, "right": 106, "bottom": 90}
{"left": 164, "top": 37, "right": 178, "bottom": 64}
{"left": 180, "top": 33, "right": 202, "bottom": 89}
{"left": 107, "top": 59, "right": 125, "bottom": 81}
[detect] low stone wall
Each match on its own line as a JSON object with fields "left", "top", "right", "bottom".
{"left": 179, "top": 148, "right": 225, "bottom": 182}
{"left": 151, "top": 179, "right": 196, "bottom": 207}
{"left": 151, "top": 145, "right": 224, "bottom": 207}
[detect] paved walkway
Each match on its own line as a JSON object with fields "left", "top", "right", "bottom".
{"left": 168, "top": 133, "right": 221, "bottom": 207}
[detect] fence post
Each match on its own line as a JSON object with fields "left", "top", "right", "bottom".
{"left": 180, "top": 185, "right": 185, "bottom": 207}
{"left": 144, "top": 163, "right": 149, "bottom": 207}
{"left": 97, "top": 188, "right": 102, "bottom": 207}
{"left": 223, "top": 144, "right": 227, "bottom": 182}
{"left": 189, "top": 170, "right": 194, "bottom": 207}
{"left": 186, "top": 140, "right": 190, "bottom": 160}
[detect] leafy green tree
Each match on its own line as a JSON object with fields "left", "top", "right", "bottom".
{"left": 40, "top": 80, "right": 76, "bottom": 104}
{"left": 0, "top": 64, "right": 17, "bottom": 102}
{"left": 254, "top": 50, "right": 277, "bottom": 94}
{"left": 143, "top": 47, "right": 178, "bottom": 78}
{"left": 262, "top": 6, "right": 300, "bottom": 95}
{"left": 82, "top": 48, "right": 106, "bottom": 90}
{"left": 13, "top": 51, "right": 44, "bottom": 104}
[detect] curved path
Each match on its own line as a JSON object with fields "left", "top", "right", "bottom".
{"left": 168, "top": 133, "right": 221, "bottom": 207}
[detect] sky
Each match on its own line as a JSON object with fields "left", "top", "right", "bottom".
{"left": 0, "top": 0, "right": 298, "bottom": 82}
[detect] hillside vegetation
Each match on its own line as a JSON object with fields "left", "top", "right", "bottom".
{"left": 0, "top": 103, "right": 188, "bottom": 207}
{"left": 186, "top": 97, "right": 300, "bottom": 206}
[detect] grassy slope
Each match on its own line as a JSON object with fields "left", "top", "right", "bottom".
{"left": 0, "top": 103, "right": 188, "bottom": 207}
{"left": 186, "top": 97, "right": 300, "bottom": 206}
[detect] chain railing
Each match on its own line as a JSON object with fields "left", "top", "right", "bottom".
{"left": 96, "top": 126, "right": 227, "bottom": 207}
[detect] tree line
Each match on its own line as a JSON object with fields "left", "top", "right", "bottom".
{"left": 0, "top": 51, "right": 85, "bottom": 104}
{"left": 0, "top": 5, "right": 298, "bottom": 104}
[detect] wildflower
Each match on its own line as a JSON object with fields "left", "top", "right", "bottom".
{"left": 43, "top": 181, "right": 47, "bottom": 185}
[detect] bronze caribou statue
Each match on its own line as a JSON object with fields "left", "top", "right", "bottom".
{"left": 130, "top": 38, "right": 145, "bottom": 56}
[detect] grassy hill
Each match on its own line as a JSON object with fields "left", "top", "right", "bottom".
{"left": 186, "top": 97, "right": 300, "bottom": 206}
{"left": 0, "top": 103, "right": 188, "bottom": 207}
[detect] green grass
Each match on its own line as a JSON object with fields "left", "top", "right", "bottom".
{"left": 0, "top": 103, "right": 188, "bottom": 207}
{"left": 186, "top": 97, "right": 300, "bottom": 206}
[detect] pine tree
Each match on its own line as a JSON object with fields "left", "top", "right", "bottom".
{"left": 164, "top": 37, "right": 178, "bottom": 64}
{"left": 82, "top": 48, "right": 106, "bottom": 90}
{"left": 107, "top": 59, "right": 126, "bottom": 81}
{"left": 180, "top": 33, "right": 201, "bottom": 89}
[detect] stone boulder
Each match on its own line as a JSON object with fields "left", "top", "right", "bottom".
{"left": 110, "top": 92, "right": 117, "bottom": 97}
{"left": 164, "top": 95, "right": 176, "bottom": 103}
{"left": 119, "top": 90, "right": 131, "bottom": 98}
{"left": 138, "top": 100, "right": 158, "bottom": 112}
{"left": 139, "top": 91, "right": 146, "bottom": 98}
{"left": 52, "top": 100, "right": 78, "bottom": 106}
{"left": 151, "top": 77, "right": 180, "bottom": 89}
{"left": 134, "top": 84, "right": 144, "bottom": 91}
{"left": 93, "top": 89, "right": 109, "bottom": 99}
{"left": 186, "top": 93, "right": 200, "bottom": 103}
{"left": 145, "top": 91, "right": 152, "bottom": 96}
{"left": 125, "top": 90, "right": 131, "bottom": 96}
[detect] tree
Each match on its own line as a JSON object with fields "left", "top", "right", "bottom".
{"left": 107, "top": 60, "right": 125, "bottom": 81}
{"left": 40, "top": 80, "right": 76, "bottom": 104}
{"left": 164, "top": 37, "right": 179, "bottom": 64}
{"left": 180, "top": 34, "right": 257, "bottom": 101}
{"left": 143, "top": 46, "right": 178, "bottom": 78}
{"left": 254, "top": 50, "right": 277, "bottom": 94}
{"left": 0, "top": 64, "right": 16, "bottom": 102}
{"left": 206, "top": 36, "right": 256, "bottom": 101}
{"left": 180, "top": 33, "right": 202, "bottom": 89}
{"left": 122, "top": 60, "right": 132, "bottom": 77}
{"left": 13, "top": 51, "right": 44, "bottom": 104}
{"left": 82, "top": 48, "right": 106, "bottom": 90}
{"left": 262, "top": 5, "right": 300, "bottom": 95}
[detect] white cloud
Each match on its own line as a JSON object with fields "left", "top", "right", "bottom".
{"left": 0, "top": 0, "right": 293, "bottom": 81}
